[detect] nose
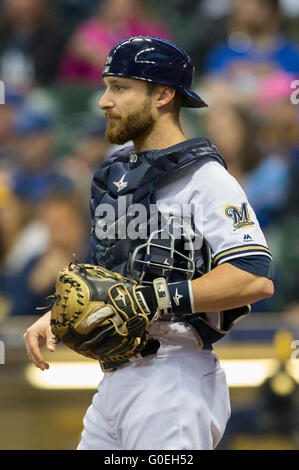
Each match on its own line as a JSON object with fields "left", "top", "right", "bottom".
{"left": 99, "top": 89, "right": 114, "bottom": 110}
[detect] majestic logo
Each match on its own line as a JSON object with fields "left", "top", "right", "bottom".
{"left": 113, "top": 174, "right": 128, "bottom": 192}
{"left": 173, "top": 288, "right": 183, "bottom": 306}
{"left": 224, "top": 202, "right": 255, "bottom": 231}
{"left": 243, "top": 234, "right": 253, "bottom": 241}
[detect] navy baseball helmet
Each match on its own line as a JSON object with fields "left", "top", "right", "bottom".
{"left": 102, "top": 36, "right": 207, "bottom": 108}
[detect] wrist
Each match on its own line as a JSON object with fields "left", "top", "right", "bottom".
{"left": 153, "top": 278, "right": 196, "bottom": 319}
{"left": 168, "top": 280, "right": 196, "bottom": 317}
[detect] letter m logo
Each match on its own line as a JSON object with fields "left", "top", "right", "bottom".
{"left": 224, "top": 202, "right": 255, "bottom": 231}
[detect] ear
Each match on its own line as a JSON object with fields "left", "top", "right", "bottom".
{"left": 155, "top": 86, "right": 176, "bottom": 108}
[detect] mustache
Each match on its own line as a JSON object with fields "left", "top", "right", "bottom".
{"left": 104, "top": 112, "right": 121, "bottom": 120}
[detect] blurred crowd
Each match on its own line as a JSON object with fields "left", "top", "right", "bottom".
{"left": 0, "top": 0, "right": 298, "bottom": 318}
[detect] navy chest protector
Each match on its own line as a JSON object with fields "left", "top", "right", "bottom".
{"left": 90, "top": 138, "right": 250, "bottom": 348}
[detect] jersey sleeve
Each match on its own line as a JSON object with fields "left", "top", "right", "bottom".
{"left": 193, "top": 160, "right": 272, "bottom": 266}
{"left": 156, "top": 157, "right": 272, "bottom": 268}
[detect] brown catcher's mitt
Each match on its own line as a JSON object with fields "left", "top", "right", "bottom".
{"left": 50, "top": 263, "right": 158, "bottom": 371}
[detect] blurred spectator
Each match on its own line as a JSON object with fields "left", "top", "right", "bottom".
{"left": 204, "top": 102, "right": 291, "bottom": 229}
{"left": 168, "top": 0, "right": 229, "bottom": 75}
{"left": 201, "top": 0, "right": 299, "bottom": 103}
{"left": 7, "top": 192, "right": 89, "bottom": 316}
{"left": 204, "top": 102, "right": 261, "bottom": 182}
{"left": 58, "top": 0, "right": 172, "bottom": 85}
{"left": 269, "top": 215, "right": 299, "bottom": 312}
{"left": 10, "top": 108, "right": 74, "bottom": 202}
{"left": 284, "top": 164, "right": 299, "bottom": 218}
{"left": 254, "top": 71, "right": 299, "bottom": 162}
{"left": 58, "top": 116, "right": 111, "bottom": 210}
{"left": 0, "top": 182, "right": 44, "bottom": 273}
{"left": 0, "top": 181, "right": 49, "bottom": 318}
{"left": 280, "top": 0, "right": 299, "bottom": 17}
{"left": 0, "top": 89, "right": 24, "bottom": 170}
{"left": 52, "top": 0, "right": 104, "bottom": 35}
{"left": 256, "top": 71, "right": 299, "bottom": 312}
{"left": 0, "top": 0, "right": 66, "bottom": 90}
{"left": 249, "top": 71, "right": 299, "bottom": 227}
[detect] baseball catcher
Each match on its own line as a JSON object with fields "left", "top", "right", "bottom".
{"left": 24, "top": 35, "right": 274, "bottom": 450}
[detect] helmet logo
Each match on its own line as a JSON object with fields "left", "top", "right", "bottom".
{"left": 104, "top": 56, "right": 112, "bottom": 73}
{"left": 135, "top": 48, "right": 156, "bottom": 64}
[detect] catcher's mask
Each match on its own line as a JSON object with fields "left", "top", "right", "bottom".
{"left": 129, "top": 215, "right": 211, "bottom": 285}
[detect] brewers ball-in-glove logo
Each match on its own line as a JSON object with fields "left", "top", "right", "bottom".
{"left": 223, "top": 202, "right": 255, "bottom": 231}
{"left": 103, "top": 55, "right": 112, "bottom": 74}
{"left": 50, "top": 262, "right": 158, "bottom": 371}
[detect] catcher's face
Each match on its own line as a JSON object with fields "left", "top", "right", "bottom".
{"left": 99, "top": 77, "right": 155, "bottom": 145}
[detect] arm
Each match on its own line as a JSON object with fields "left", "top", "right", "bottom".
{"left": 191, "top": 262, "right": 274, "bottom": 312}
{"left": 155, "top": 261, "right": 274, "bottom": 320}
{"left": 156, "top": 159, "right": 274, "bottom": 317}
{"left": 23, "top": 310, "right": 55, "bottom": 370}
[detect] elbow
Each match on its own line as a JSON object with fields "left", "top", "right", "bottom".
{"left": 259, "top": 278, "right": 274, "bottom": 300}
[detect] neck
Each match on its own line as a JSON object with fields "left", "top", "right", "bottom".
{"left": 133, "top": 115, "right": 186, "bottom": 153}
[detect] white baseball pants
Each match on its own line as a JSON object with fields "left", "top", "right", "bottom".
{"left": 77, "top": 322, "right": 231, "bottom": 450}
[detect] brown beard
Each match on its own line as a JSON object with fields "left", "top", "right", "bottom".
{"left": 105, "top": 98, "right": 154, "bottom": 145}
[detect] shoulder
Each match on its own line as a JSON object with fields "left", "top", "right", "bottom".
{"left": 191, "top": 158, "right": 247, "bottom": 203}
{"left": 174, "top": 156, "right": 236, "bottom": 188}
{"left": 157, "top": 156, "right": 237, "bottom": 204}
{"left": 191, "top": 156, "right": 228, "bottom": 176}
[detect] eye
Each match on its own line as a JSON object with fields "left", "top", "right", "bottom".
{"left": 114, "top": 84, "right": 125, "bottom": 92}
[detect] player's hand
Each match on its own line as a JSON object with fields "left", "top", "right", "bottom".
{"left": 23, "top": 311, "right": 56, "bottom": 371}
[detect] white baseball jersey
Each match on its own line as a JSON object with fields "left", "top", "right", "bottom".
{"left": 78, "top": 155, "right": 271, "bottom": 451}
